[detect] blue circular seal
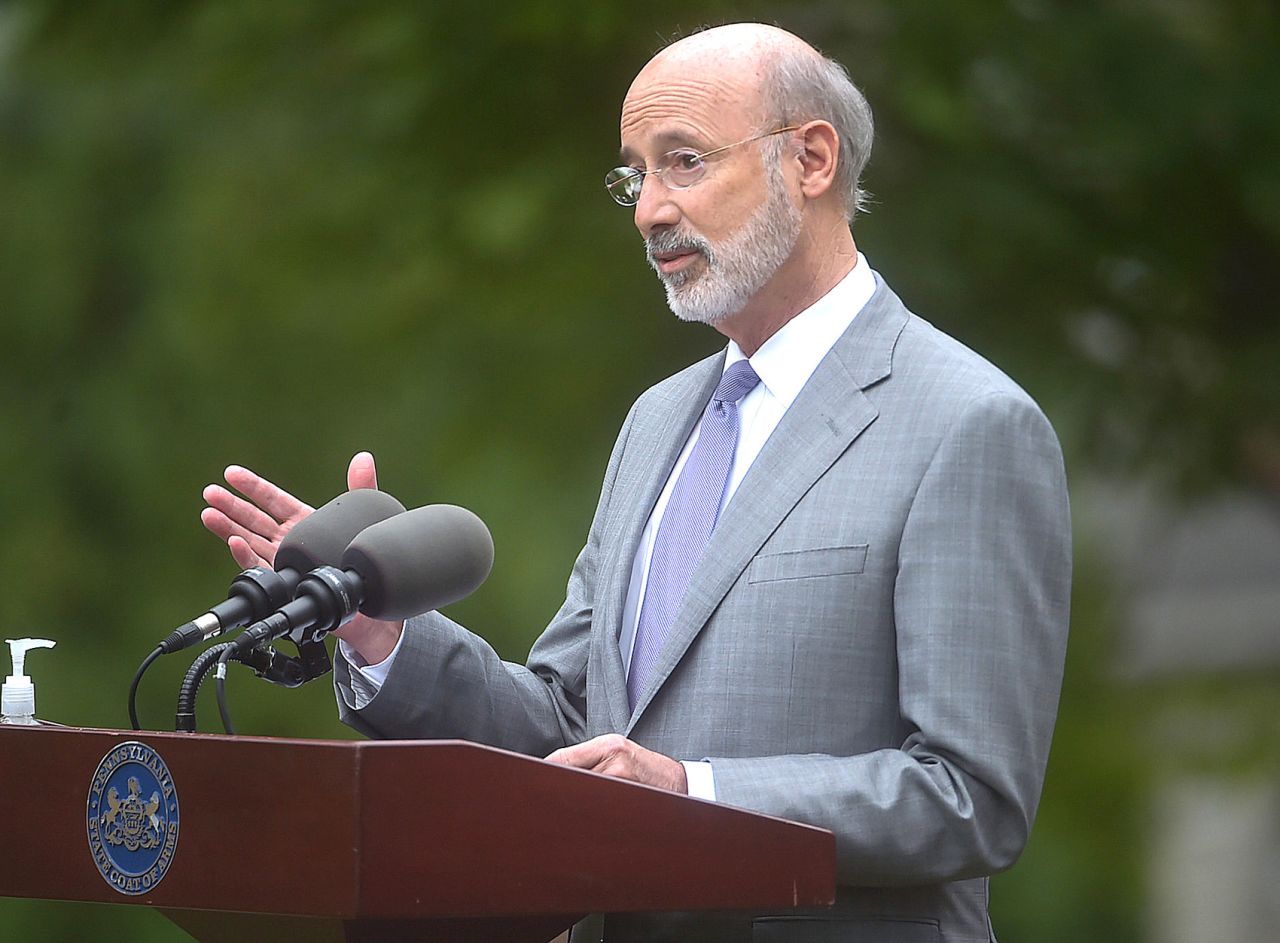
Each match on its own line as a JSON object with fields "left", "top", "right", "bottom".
{"left": 85, "top": 741, "right": 180, "bottom": 896}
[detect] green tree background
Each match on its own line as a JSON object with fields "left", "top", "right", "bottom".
{"left": 1, "top": 1, "right": 1275, "bottom": 939}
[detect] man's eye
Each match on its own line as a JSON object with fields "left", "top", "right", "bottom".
{"left": 674, "top": 153, "right": 701, "bottom": 172}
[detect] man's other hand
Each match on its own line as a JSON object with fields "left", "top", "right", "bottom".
{"left": 545, "top": 734, "right": 689, "bottom": 793}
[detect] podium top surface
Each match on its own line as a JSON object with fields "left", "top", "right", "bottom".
{"left": 0, "top": 724, "right": 835, "bottom": 919}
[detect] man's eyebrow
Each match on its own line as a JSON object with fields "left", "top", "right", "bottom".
{"left": 618, "top": 129, "right": 706, "bottom": 164}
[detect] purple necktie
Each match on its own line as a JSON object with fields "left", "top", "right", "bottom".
{"left": 628, "top": 359, "right": 761, "bottom": 711}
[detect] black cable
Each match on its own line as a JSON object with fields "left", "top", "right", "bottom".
{"left": 128, "top": 646, "right": 163, "bottom": 731}
{"left": 175, "top": 641, "right": 235, "bottom": 732}
{"left": 215, "top": 645, "right": 236, "bottom": 735}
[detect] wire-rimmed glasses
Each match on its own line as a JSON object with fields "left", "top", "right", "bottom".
{"left": 604, "top": 126, "right": 800, "bottom": 206}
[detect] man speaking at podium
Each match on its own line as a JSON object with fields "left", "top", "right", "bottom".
{"left": 202, "top": 23, "right": 1071, "bottom": 943}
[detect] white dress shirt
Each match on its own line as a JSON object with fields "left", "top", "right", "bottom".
{"left": 343, "top": 254, "right": 877, "bottom": 799}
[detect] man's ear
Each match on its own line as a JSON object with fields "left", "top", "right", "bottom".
{"left": 794, "top": 120, "right": 840, "bottom": 201}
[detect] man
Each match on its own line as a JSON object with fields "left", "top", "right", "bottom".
{"left": 203, "top": 24, "right": 1071, "bottom": 942}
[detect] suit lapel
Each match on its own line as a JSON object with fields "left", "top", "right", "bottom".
{"left": 625, "top": 279, "right": 910, "bottom": 728}
{"left": 593, "top": 355, "right": 723, "bottom": 733}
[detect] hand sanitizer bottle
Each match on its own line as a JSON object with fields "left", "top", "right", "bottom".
{"left": 2, "top": 638, "right": 56, "bottom": 725}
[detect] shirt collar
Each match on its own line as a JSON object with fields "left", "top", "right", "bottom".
{"left": 725, "top": 252, "right": 877, "bottom": 409}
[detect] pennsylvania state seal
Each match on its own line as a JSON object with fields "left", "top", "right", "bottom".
{"left": 86, "top": 741, "right": 180, "bottom": 895}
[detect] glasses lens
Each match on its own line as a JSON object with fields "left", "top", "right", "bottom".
{"left": 662, "top": 150, "right": 705, "bottom": 189}
{"left": 604, "top": 167, "right": 641, "bottom": 205}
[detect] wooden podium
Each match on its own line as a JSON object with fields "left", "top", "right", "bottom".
{"left": 0, "top": 725, "right": 834, "bottom": 942}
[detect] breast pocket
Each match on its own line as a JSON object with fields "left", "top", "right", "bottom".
{"left": 746, "top": 544, "right": 869, "bottom": 584}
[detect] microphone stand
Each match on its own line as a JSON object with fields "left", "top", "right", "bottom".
{"left": 175, "top": 641, "right": 308, "bottom": 733}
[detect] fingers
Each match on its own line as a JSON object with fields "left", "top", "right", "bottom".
{"left": 227, "top": 535, "right": 266, "bottom": 569}
{"left": 546, "top": 735, "right": 619, "bottom": 770}
{"left": 202, "top": 483, "right": 288, "bottom": 539}
{"left": 544, "top": 735, "right": 687, "bottom": 793}
{"left": 201, "top": 464, "right": 313, "bottom": 562}
{"left": 201, "top": 458, "right": 376, "bottom": 572}
{"left": 223, "top": 465, "right": 312, "bottom": 524}
{"left": 200, "top": 506, "right": 281, "bottom": 567}
{"left": 347, "top": 451, "right": 378, "bottom": 491}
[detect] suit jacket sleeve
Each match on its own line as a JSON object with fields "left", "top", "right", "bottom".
{"left": 707, "top": 390, "right": 1072, "bottom": 886}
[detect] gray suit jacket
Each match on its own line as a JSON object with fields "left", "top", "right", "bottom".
{"left": 336, "top": 276, "right": 1072, "bottom": 943}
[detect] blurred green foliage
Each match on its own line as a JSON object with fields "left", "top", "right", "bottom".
{"left": 0, "top": 1, "right": 1276, "bottom": 940}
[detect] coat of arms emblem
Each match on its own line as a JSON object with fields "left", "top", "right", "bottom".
{"left": 86, "top": 741, "right": 180, "bottom": 895}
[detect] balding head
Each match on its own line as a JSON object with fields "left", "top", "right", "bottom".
{"left": 646, "top": 23, "right": 821, "bottom": 75}
{"left": 630, "top": 23, "right": 874, "bottom": 220}
{"left": 629, "top": 25, "right": 812, "bottom": 134}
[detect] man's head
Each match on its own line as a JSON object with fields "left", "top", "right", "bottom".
{"left": 615, "top": 24, "right": 873, "bottom": 340}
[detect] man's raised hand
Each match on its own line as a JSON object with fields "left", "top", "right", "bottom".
{"left": 200, "top": 452, "right": 403, "bottom": 663}
{"left": 200, "top": 451, "right": 379, "bottom": 568}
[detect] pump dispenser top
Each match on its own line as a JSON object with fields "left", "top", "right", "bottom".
{"left": 3, "top": 638, "right": 55, "bottom": 724}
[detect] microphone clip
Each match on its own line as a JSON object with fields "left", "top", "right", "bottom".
{"left": 238, "top": 642, "right": 306, "bottom": 688}
{"left": 235, "top": 634, "right": 335, "bottom": 688}
{"left": 291, "top": 637, "right": 333, "bottom": 684}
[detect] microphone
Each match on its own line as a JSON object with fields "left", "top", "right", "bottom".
{"left": 159, "top": 489, "right": 406, "bottom": 654}
{"left": 230, "top": 504, "right": 494, "bottom": 653}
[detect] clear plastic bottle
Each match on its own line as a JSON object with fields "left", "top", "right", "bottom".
{"left": 1, "top": 637, "right": 55, "bottom": 725}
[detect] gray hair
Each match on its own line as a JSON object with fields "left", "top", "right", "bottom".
{"left": 762, "top": 48, "right": 874, "bottom": 220}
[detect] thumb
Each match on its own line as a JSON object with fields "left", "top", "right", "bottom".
{"left": 347, "top": 451, "right": 379, "bottom": 491}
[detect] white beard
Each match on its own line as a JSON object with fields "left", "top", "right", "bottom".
{"left": 645, "top": 165, "right": 802, "bottom": 326}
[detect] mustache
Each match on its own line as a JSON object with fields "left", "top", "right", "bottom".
{"left": 645, "top": 229, "right": 714, "bottom": 270}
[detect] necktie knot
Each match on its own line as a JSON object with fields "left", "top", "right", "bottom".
{"left": 713, "top": 359, "right": 760, "bottom": 406}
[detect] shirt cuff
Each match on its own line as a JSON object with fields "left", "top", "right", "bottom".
{"left": 338, "top": 629, "right": 408, "bottom": 709}
{"left": 681, "top": 760, "right": 717, "bottom": 801}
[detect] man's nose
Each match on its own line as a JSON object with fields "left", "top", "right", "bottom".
{"left": 632, "top": 174, "right": 681, "bottom": 239}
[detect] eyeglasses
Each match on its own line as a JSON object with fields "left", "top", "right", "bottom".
{"left": 604, "top": 126, "right": 801, "bottom": 206}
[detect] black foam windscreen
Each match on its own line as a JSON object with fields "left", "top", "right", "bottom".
{"left": 274, "top": 489, "right": 407, "bottom": 573}
{"left": 342, "top": 504, "right": 494, "bottom": 620}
